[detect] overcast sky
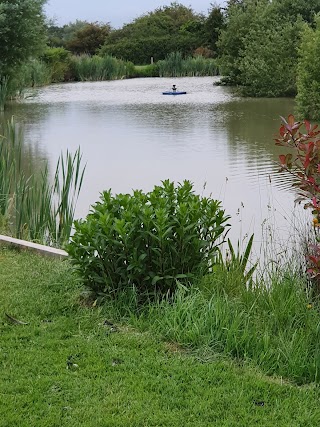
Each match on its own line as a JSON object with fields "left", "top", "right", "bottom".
{"left": 45, "top": 1, "right": 225, "bottom": 28}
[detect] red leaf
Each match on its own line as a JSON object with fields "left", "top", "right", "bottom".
{"left": 288, "top": 114, "right": 295, "bottom": 127}
{"left": 279, "top": 155, "right": 286, "bottom": 165}
{"left": 305, "top": 120, "right": 311, "bottom": 132}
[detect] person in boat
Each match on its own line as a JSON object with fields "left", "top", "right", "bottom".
{"left": 172, "top": 84, "right": 177, "bottom": 92}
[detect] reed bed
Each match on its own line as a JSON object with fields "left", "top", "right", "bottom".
{"left": 158, "top": 52, "right": 218, "bottom": 77}
{"left": 71, "top": 55, "right": 134, "bottom": 81}
{"left": 0, "top": 117, "right": 85, "bottom": 247}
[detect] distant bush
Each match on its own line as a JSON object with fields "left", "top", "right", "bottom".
{"left": 130, "top": 64, "right": 160, "bottom": 78}
{"left": 67, "top": 180, "right": 230, "bottom": 299}
{"left": 42, "top": 47, "right": 72, "bottom": 82}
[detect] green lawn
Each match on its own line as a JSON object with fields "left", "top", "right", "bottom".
{"left": 0, "top": 249, "right": 319, "bottom": 426}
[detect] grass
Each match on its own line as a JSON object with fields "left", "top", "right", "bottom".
{"left": 133, "top": 271, "right": 320, "bottom": 385}
{"left": 1, "top": 248, "right": 320, "bottom": 426}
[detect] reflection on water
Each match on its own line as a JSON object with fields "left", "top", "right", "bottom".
{"left": 4, "top": 76, "right": 300, "bottom": 256}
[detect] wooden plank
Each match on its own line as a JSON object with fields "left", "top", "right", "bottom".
{"left": 0, "top": 235, "right": 68, "bottom": 259}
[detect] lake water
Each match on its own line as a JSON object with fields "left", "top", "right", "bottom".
{"left": 5, "top": 76, "right": 301, "bottom": 258}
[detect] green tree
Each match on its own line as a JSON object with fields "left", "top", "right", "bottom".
{"left": 100, "top": 2, "right": 204, "bottom": 63}
{"left": 217, "top": 0, "right": 315, "bottom": 95}
{"left": 296, "top": 16, "right": 320, "bottom": 119}
{"left": 66, "top": 22, "right": 111, "bottom": 55}
{"left": 217, "top": 0, "right": 262, "bottom": 84}
{"left": 239, "top": 14, "right": 302, "bottom": 97}
{"left": 0, "top": 0, "right": 46, "bottom": 77}
{"left": 203, "top": 4, "right": 225, "bottom": 55}
{"left": 46, "top": 19, "right": 89, "bottom": 48}
{"left": 274, "top": 0, "right": 320, "bottom": 24}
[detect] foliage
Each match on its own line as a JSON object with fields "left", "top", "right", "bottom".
{"left": 100, "top": 3, "right": 205, "bottom": 63}
{"left": 274, "top": 0, "right": 320, "bottom": 24}
{"left": 0, "top": 0, "right": 47, "bottom": 108}
{"left": 217, "top": 0, "right": 258, "bottom": 85}
{"left": 203, "top": 4, "right": 225, "bottom": 55}
{"left": 46, "top": 19, "right": 90, "bottom": 48}
{"left": 67, "top": 180, "right": 230, "bottom": 299}
{"left": 66, "top": 22, "right": 111, "bottom": 55}
{"left": 158, "top": 52, "right": 218, "bottom": 77}
{"left": 275, "top": 114, "right": 320, "bottom": 293}
{"left": 41, "top": 47, "right": 72, "bottom": 82}
{"left": 217, "top": 0, "right": 320, "bottom": 95}
{"left": 2, "top": 250, "right": 320, "bottom": 426}
{"left": 100, "top": 34, "right": 201, "bottom": 65}
{"left": 239, "top": 16, "right": 302, "bottom": 97}
{"left": 296, "top": 17, "right": 320, "bottom": 119}
{"left": 70, "top": 55, "right": 134, "bottom": 81}
{"left": 0, "top": 117, "right": 85, "bottom": 247}
{"left": 0, "top": 0, "right": 46, "bottom": 77}
{"left": 131, "top": 64, "right": 160, "bottom": 78}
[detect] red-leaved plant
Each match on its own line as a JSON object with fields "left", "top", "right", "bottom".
{"left": 275, "top": 114, "right": 320, "bottom": 290}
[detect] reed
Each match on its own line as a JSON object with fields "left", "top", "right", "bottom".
{"left": 71, "top": 55, "right": 134, "bottom": 81}
{"left": 0, "top": 76, "right": 9, "bottom": 112}
{"left": 0, "top": 117, "right": 85, "bottom": 247}
{"left": 158, "top": 52, "right": 218, "bottom": 77}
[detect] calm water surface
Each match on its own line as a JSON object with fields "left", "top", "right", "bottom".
{"left": 7, "top": 77, "right": 300, "bottom": 256}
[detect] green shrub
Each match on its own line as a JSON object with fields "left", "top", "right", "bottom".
{"left": 41, "top": 47, "right": 71, "bottom": 82}
{"left": 67, "top": 180, "right": 230, "bottom": 299}
{"left": 131, "top": 64, "right": 160, "bottom": 78}
{"left": 296, "top": 17, "right": 320, "bottom": 119}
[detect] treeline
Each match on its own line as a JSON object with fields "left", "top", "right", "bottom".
{"left": 2, "top": 0, "right": 320, "bottom": 117}
{"left": 217, "top": 0, "right": 320, "bottom": 116}
{"left": 47, "top": 3, "right": 223, "bottom": 62}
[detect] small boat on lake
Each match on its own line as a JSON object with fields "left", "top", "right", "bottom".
{"left": 162, "top": 84, "right": 187, "bottom": 95}
{"left": 162, "top": 91, "right": 187, "bottom": 95}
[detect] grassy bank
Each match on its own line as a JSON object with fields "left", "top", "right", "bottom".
{"left": 1, "top": 248, "right": 320, "bottom": 426}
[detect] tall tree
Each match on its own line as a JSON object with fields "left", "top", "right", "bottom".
{"left": 204, "top": 4, "right": 225, "bottom": 55}
{"left": 100, "top": 2, "right": 204, "bottom": 63}
{"left": 296, "top": 16, "right": 320, "bottom": 119}
{"left": 66, "top": 23, "right": 111, "bottom": 55}
{"left": 0, "top": 0, "right": 46, "bottom": 77}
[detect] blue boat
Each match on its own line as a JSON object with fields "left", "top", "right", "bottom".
{"left": 162, "top": 91, "right": 187, "bottom": 95}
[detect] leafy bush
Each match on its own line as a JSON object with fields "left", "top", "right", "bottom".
{"left": 41, "top": 47, "right": 71, "bottom": 82}
{"left": 296, "top": 17, "right": 320, "bottom": 120}
{"left": 67, "top": 180, "right": 230, "bottom": 299}
{"left": 130, "top": 64, "right": 160, "bottom": 78}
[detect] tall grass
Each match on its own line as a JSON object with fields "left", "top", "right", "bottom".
{"left": 0, "top": 76, "right": 9, "bottom": 112}
{"left": 132, "top": 270, "right": 319, "bottom": 384}
{"left": 71, "top": 55, "right": 135, "bottom": 81}
{"left": 0, "top": 61, "right": 51, "bottom": 110}
{"left": 158, "top": 52, "right": 218, "bottom": 77}
{"left": 0, "top": 117, "right": 85, "bottom": 247}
